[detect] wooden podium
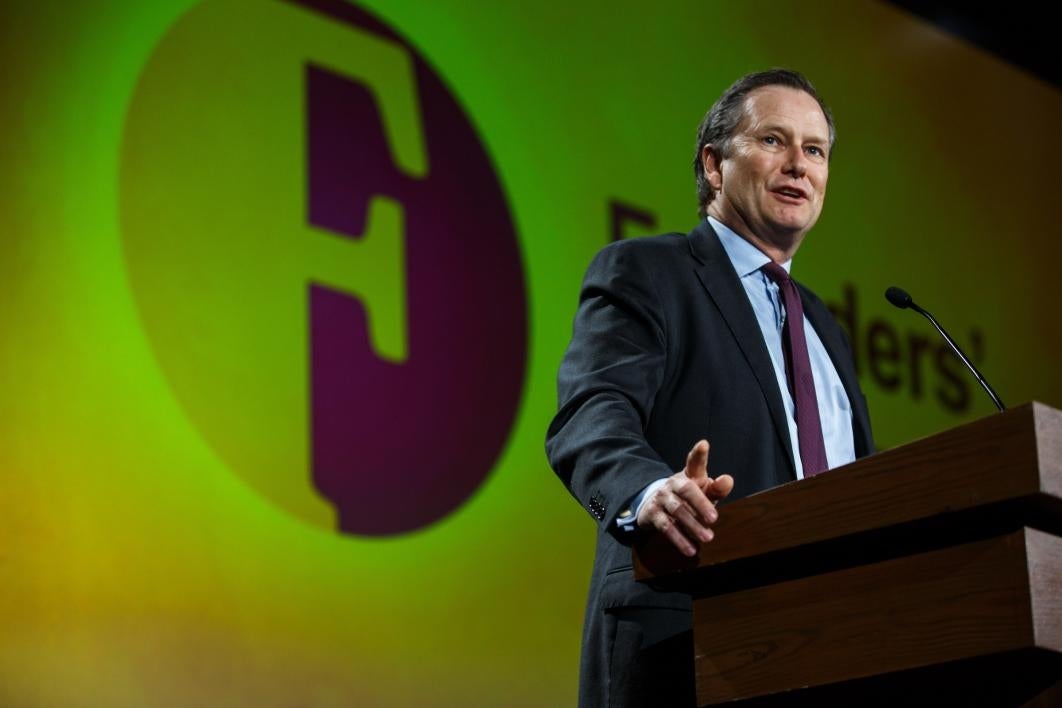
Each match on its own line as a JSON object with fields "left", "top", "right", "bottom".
{"left": 633, "top": 402, "right": 1062, "bottom": 706}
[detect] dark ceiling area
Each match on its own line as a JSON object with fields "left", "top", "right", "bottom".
{"left": 886, "top": 1, "right": 1058, "bottom": 88}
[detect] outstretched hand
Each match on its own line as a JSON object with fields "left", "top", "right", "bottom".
{"left": 636, "top": 440, "right": 734, "bottom": 556}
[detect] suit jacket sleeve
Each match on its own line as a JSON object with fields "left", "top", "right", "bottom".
{"left": 546, "top": 240, "right": 674, "bottom": 538}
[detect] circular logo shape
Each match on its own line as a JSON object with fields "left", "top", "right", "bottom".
{"left": 120, "top": 0, "right": 526, "bottom": 535}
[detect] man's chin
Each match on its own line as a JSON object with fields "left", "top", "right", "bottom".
{"left": 767, "top": 212, "right": 817, "bottom": 239}
{"left": 760, "top": 224, "right": 811, "bottom": 255}
{"left": 766, "top": 210, "right": 815, "bottom": 233}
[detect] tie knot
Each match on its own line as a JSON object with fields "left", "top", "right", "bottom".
{"left": 761, "top": 261, "right": 790, "bottom": 285}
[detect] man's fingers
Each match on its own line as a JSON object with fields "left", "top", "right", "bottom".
{"left": 672, "top": 479, "right": 717, "bottom": 526}
{"left": 650, "top": 510, "right": 698, "bottom": 557}
{"left": 638, "top": 464, "right": 724, "bottom": 556}
{"left": 659, "top": 491, "right": 714, "bottom": 543}
{"left": 671, "top": 502, "right": 714, "bottom": 544}
{"left": 684, "top": 440, "right": 710, "bottom": 483}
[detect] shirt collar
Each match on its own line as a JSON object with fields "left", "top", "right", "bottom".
{"left": 708, "top": 216, "right": 792, "bottom": 278}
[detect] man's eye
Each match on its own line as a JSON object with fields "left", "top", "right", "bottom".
{"left": 806, "top": 146, "right": 825, "bottom": 157}
{"left": 763, "top": 136, "right": 778, "bottom": 145}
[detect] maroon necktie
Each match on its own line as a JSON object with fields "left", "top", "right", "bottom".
{"left": 761, "top": 262, "right": 829, "bottom": 477}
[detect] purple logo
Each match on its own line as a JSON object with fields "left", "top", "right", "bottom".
{"left": 119, "top": 0, "right": 526, "bottom": 536}
{"left": 303, "top": 1, "right": 527, "bottom": 535}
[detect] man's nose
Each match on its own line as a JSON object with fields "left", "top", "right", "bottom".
{"left": 783, "top": 146, "right": 808, "bottom": 177}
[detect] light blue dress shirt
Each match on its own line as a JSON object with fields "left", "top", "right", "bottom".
{"left": 709, "top": 217, "right": 855, "bottom": 478}
{"left": 618, "top": 218, "right": 855, "bottom": 530}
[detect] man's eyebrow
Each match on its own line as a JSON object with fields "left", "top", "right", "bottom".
{"left": 755, "top": 122, "right": 828, "bottom": 145}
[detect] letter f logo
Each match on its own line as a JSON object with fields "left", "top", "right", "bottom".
{"left": 120, "top": 0, "right": 527, "bottom": 535}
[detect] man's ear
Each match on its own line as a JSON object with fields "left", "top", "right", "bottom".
{"left": 702, "top": 144, "right": 723, "bottom": 192}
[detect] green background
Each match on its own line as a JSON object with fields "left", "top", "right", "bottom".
{"left": 2, "top": 1, "right": 1060, "bottom": 705}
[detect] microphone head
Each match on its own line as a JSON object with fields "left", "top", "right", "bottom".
{"left": 885, "top": 286, "right": 913, "bottom": 310}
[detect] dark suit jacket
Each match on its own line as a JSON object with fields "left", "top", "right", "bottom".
{"left": 546, "top": 221, "right": 874, "bottom": 707}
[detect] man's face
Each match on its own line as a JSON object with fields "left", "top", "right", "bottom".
{"left": 704, "top": 86, "right": 830, "bottom": 259}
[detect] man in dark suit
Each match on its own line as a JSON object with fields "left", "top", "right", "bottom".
{"left": 545, "top": 69, "right": 875, "bottom": 707}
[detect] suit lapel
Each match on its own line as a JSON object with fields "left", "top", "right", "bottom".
{"left": 687, "top": 222, "right": 798, "bottom": 478}
{"left": 800, "top": 286, "right": 875, "bottom": 457}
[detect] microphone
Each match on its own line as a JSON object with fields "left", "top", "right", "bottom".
{"left": 885, "top": 286, "right": 1005, "bottom": 412}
